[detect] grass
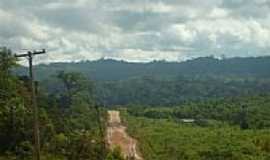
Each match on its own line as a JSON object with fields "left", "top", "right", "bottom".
{"left": 122, "top": 111, "right": 270, "bottom": 160}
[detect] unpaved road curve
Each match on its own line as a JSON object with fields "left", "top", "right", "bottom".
{"left": 107, "top": 110, "right": 143, "bottom": 160}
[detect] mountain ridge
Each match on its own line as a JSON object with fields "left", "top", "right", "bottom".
{"left": 15, "top": 56, "right": 270, "bottom": 81}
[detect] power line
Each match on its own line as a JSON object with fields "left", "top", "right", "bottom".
{"left": 15, "top": 49, "right": 46, "bottom": 160}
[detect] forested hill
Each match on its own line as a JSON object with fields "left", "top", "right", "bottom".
{"left": 16, "top": 56, "right": 270, "bottom": 81}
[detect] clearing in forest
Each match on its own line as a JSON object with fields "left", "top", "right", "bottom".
{"left": 106, "top": 110, "right": 143, "bottom": 160}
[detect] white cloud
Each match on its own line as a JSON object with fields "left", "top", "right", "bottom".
{"left": 0, "top": 0, "right": 270, "bottom": 64}
{"left": 169, "top": 24, "right": 197, "bottom": 43}
{"left": 208, "top": 8, "right": 229, "bottom": 18}
{"left": 188, "top": 18, "right": 270, "bottom": 48}
{"left": 106, "top": 49, "right": 185, "bottom": 62}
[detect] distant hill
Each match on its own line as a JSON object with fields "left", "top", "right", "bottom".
{"left": 15, "top": 56, "right": 270, "bottom": 106}
{"left": 15, "top": 56, "right": 270, "bottom": 81}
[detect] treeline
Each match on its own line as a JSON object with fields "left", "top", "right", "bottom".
{"left": 95, "top": 76, "right": 270, "bottom": 106}
{"left": 0, "top": 48, "right": 124, "bottom": 160}
{"left": 15, "top": 56, "right": 270, "bottom": 106}
{"left": 122, "top": 96, "right": 270, "bottom": 160}
{"left": 37, "top": 73, "right": 270, "bottom": 106}
{"left": 123, "top": 112, "right": 270, "bottom": 160}
{"left": 126, "top": 95, "right": 270, "bottom": 129}
{"left": 16, "top": 56, "right": 270, "bottom": 81}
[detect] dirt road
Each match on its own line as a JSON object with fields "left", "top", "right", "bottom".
{"left": 107, "top": 110, "right": 143, "bottom": 160}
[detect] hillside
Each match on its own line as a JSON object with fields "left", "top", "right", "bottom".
{"left": 16, "top": 56, "right": 270, "bottom": 81}
{"left": 15, "top": 56, "right": 270, "bottom": 106}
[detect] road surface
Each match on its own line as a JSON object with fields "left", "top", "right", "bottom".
{"left": 107, "top": 110, "right": 143, "bottom": 160}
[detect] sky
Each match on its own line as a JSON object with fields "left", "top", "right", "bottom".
{"left": 0, "top": 0, "right": 270, "bottom": 64}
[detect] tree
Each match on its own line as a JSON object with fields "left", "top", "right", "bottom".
{"left": 56, "top": 71, "right": 94, "bottom": 108}
{"left": 0, "top": 47, "right": 32, "bottom": 155}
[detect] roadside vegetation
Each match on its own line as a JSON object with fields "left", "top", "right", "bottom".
{"left": 1, "top": 47, "right": 270, "bottom": 159}
{"left": 0, "top": 48, "right": 112, "bottom": 159}
{"left": 122, "top": 96, "right": 270, "bottom": 160}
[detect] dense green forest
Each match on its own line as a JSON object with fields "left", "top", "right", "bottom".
{"left": 122, "top": 95, "right": 270, "bottom": 159}
{"left": 16, "top": 56, "right": 270, "bottom": 81}
{"left": 2, "top": 47, "right": 270, "bottom": 159}
{"left": 38, "top": 73, "right": 270, "bottom": 106}
{"left": 0, "top": 48, "right": 124, "bottom": 160}
{"left": 16, "top": 56, "right": 270, "bottom": 106}
{"left": 94, "top": 77, "right": 270, "bottom": 106}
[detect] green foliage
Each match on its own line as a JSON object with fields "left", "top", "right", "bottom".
{"left": 41, "top": 71, "right": 106, "bottom": 159}
{"left": 0, "top": 49, "right": 107, "bottom": 159}
{"left": 106, "top": 147, "right": 125, "bottom": 160}
{"left": 95, "top": 76, "right": 270, "bottom": 106}
{"left": 126, "top": 95, "right": 270, "bottom": 129}
{"left": 3, "top": 47, "right": 270, "bottom": 159}
{"left": 16, "top": 56, "right": 270, "bottom": 106}
{"left": 16, "top": 56, "right": 270, "bottom": 81}
{"left": 123, "top": 110, "right": 270, "bottom": 160}
{"left": 0, "top": 47, "right": 32, "bottom": 155}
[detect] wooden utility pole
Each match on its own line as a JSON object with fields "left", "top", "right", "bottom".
{"left": 15, "top": 49, "right": 46, "bottom": 160}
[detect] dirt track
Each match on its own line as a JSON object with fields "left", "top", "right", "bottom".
{"left": 107, "top": 111, "right": 143, "bottom": 160}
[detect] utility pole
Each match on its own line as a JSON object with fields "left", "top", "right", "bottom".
{"left": 15, "top": 49, "right": 46, "bottom": 160}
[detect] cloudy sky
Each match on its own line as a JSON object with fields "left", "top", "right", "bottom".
{"left": 1, "top": 0, "right": 270, "bottom": 63}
